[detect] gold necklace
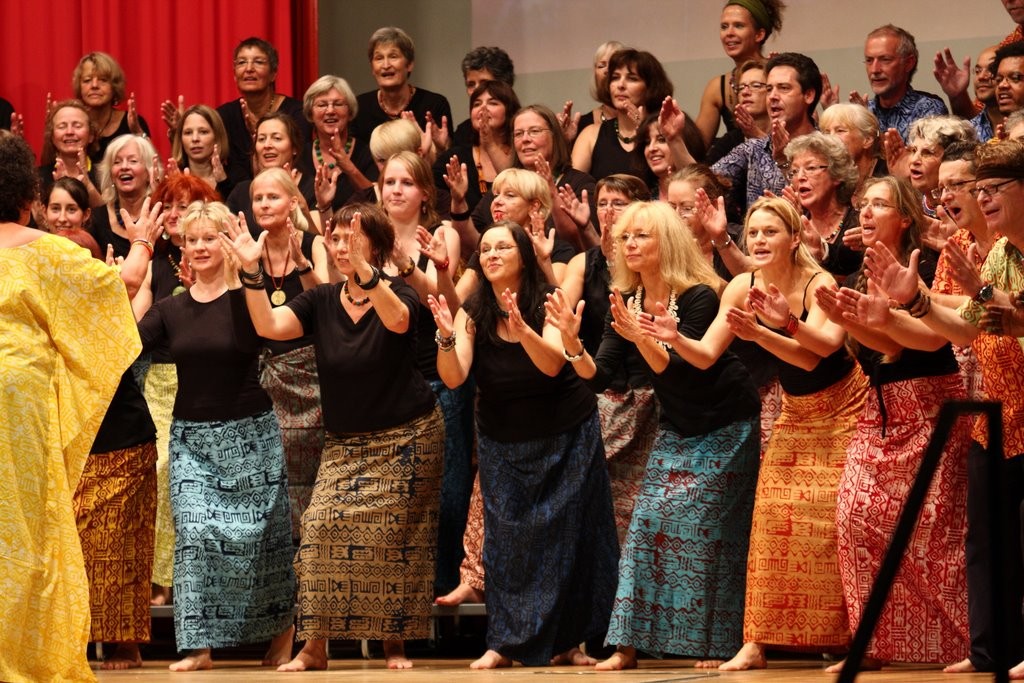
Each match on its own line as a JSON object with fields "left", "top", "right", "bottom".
{"left": 264, "top": 244, "right": 290, "bottom": 306}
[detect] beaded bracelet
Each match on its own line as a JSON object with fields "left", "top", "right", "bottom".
{"left": 397, "top": 257, "right": 416, "bottom": 278}
{"left": 434, "top": 328, "right": 456, "bottom": 351}
{"left": 131, "top": 238, "right": 154, "bottom": 257}
{"left": 355, "top": 266, "right": 381, "bottom": 290}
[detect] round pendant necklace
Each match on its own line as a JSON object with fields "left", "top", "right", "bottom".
{"left": 264, "top": 244, "right": 290, "bottom": 306}
{"left": 614, "top": 118, "right": 635, "bottom": 144}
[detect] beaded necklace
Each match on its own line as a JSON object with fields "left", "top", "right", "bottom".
{"left": 632, "top": 284, "right": 678, "bottom": 350}
{"left": 613, "top": 117, "right": 635, "bottom": 144}
{"left": 377, "top": 86, "right": 415, "bottom": 119}
{"left": 343, "top": 281, "right": 370, "bottom": 306}
{"left": 314, "top": 136, "right": 354, "bottom": 171}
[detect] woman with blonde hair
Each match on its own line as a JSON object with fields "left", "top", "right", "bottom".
{"left": 547, "top": 200, "right": 760, "bottom": 670}
{"left": 72, "top": 51, "right": 150, "bottom": 163}
{"left": 170, "top": 104, "right": 231, "bottom": 195}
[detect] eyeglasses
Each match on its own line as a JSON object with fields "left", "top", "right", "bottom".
{"left": 907, "top": 145, "right": 941, "bottom": 159}
{"left": 733, "top": 81, "right": 767, "bottom": 94}
{"left": 312, "top": 100, "right": 348, "bottom": 111}
{"left": 616, "top": 232, "right": 653, "bottom": 244}
{"left": 480, "top": 243, "right": 517, "bottom": 256}
{"left": 930, "top": 178, "right": 975, "bottom": 200}
{"left": 968, "top": 178, "right": 1020, "bottom": 199}
{"left": 787, "top": 164, "right": 830, "bottom": 181}
{"left": 668, "top": 203, "right": 697, "bottom": 216}
{"left": 995, "top": 72, "right": 1024, "bottom": 85}
{"left": 855, "top": 199, "right": 897, "bottom": 212}
{"left": 597, "top": 199, "right": 630, "bottom": 211}
{"left": 512, "top": 127, "right": 550, "bottom": 141}
{"left": 234, "top": 57, "right": 270, "bottom": 69}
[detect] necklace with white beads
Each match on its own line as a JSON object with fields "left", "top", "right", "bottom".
{"left": 633, "top": 283, "right": 678, "bottom": 350}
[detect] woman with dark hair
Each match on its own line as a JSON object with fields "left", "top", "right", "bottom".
{"left": 226, "top": 112, "right": 317, "bottom": 234}
{"left": 572, "top": 49, "right": 675, "bottom": 182}
{"left": 351, "top": 26, "right": 454, "bottom": 149}
{"left": 72, "top": 51, "right": 150, "bottom": 164}
{"left": 224, "top": 203, "right": 445, "bottom": 670}
{"left": 163, "top": 37, "right": 310, "bottom": 189}
{"left": 435, "top": 80, "right": 520, "bottom": 215}
{"left": 170, "top": 104, "right": 231, "bottom": 196}
{"left": 428, "top": 220, "right": 618, "bottom": 669}
{"left": 694, "top": 0, "right": 786, "bottom": 150}
{"left": 44, "top": 176, "right": 97, "bottom": 251}
{"left": 0, "top": 131, "right": 140, "bottom": 682}
{"left": 637, "top": 114, "right": 705, "bottom": 198}
{"left": 547, "top": 200, "right": 760, "bottom": 670}
{"left": 817, "top": 176, "right": 971, "bottom": 671}
{"left": 303, "top": 75, "right": 377, "bottom": 211}
{"left": 574, "top": 41, "right": 627, "bottom": 134}
{"left": 39, "top": 99, "right": 102, "bottom": 207}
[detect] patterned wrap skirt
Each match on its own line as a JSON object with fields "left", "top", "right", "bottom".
{"left": 605, "top": 416, "right": 760, "bottom": 658}
{"left": 479, "top": 410, "right": 619, "bottom": 666}
{"left": 143, "top": 361, "right": 176, "bottom": 587}
{"left": 743, "top": 368, "right": 867, "bottom": 647}
{"left": 169, "top": 410, "right": 296, "bottom": 651}
{"left": 597, "top": 386, "right": 658, "bottom": 545}
{"left": 836, "top": 373, "right": 970, "bottom": 663}
{"left": 260, "top": 345, "right": 325, "bottom": 546}
{"left": 73, "top": 441, "right": 158, "bottom": 642}
{"left": 295, "top": 405, "right": 445, "bottom": 641}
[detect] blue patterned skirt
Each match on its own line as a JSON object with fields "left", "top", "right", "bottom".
{"left": 478, "top": 410, "right": 619, "bottom": 666}
{"left": 169, "top": 410, "right": 296, "bottom": 651}
{"left": 605, "top": 416, "right": 760, "bottom": 658}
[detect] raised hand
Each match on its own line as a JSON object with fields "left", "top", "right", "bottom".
{"left": 882, "top": 128, "right": 909, "bottom": 179}
{"left": 527, "top": 210, "right": 554, "bottom": 262}
{"left": 818, "top": 73, "right": 840, "bottom": 110}
{"left": 944, "top": 241, "right": 986, "bottom": 297}
{"left": 442, "top": 156, "right": 469, "bottom": 204}
{"left": 748, "top": 283, "right": 792, "bottom": 328}
{"left": 212, "top": 144, "right": 227, "bottom": 182}
{"left": 240, "top": 98, "right": 258, "bottom": 136}
{"left": 544, "top": 287, "right": 584, "bottom": 337}
{"left": 725, "top": 301, "right": 762, "bottom": 341}
{"left": 427, "top": 294, "right": 455, "bottom": 335}
{"left": 658, "top": 96, "right": 686, "bottom": 141}
{"left": 980, "top": 292, "right": 1024, "bottom": 336}
{"left": 127, "top": 92, "right": 144, "bottom": 136}
{"left": 813, "top": 283, "right": 846, "bottom": 325}
{"left": 165, "top": 156, "right": 182, "bottom": 179}
{"left": 426, "top": 112, "right": 450, "bottom": 151}
{"left": 45, "top": 92, "right": 55, "bottom": 120}
{"left": 219, "top": 211, "right": 267, "bottom": 270}
{"left": 9, "top": 111, "right": 24, "bottom": 138}
{"left": 121, "top": 197, "right": 163, "bottom": 244}
{"left": 835, "top": 281, "right": 891, "bottom": 327}
{"left": 634, "top": 298, "right": 678, "bottom": 344}
{"left": 502, "top": 289, "right": 528, "bottom": 342}
{"left": 848, "top": 90, "right": 870, "bottom": 108}
{"left": 556, "top": 100, "right": 581, "bottom": 142}
{"left": 346, "top": 212, "right": 371, "bottom": 276}
{"left": 417, "top": 225, "right": 449, "bottom": 269}
{"left": 623, "top": 102, "right": 644, "bottom": 127}
{"left": 863, "top": 242, "right": 921, "bottom": 304}
{"left": 557, "top": 185, "right": 590, "bottom": 227}
{"left": 933, "top": 48, "right": 971, "bottom": 99}
{"left": 769, "top": 118, "right": 791, "bottom": 165}
{"left": 178, "top": 253, "right": 194, "bottom": 289}
{"left": 842, "top": 225, "right": 864, "bottom": 251}
{"left": 533, "top": 154, "right": 554, "bottom": 185}
{"left": 314, "top": 161, "right": 340, "bottom": 210}
{"left": 733, "top": 102, "right": 766, "bottom": 139}
{"left": 161, "top": 95, "right": 185, "bottom": 132}
{"left": 694, "top": 188, "right": 729, "bottom": 242}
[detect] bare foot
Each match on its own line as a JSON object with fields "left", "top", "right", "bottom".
{"left": 262, "top": 625, "right": 295, "bottom": 667}
{"left": 824, "top": 656, "right": 885, "bottom": 673}
{"left": 384, "top": 640, "right": 413, "bottom": 669}
{"left": 1010, "top": 658, "right": 1024, "bottom": 680}
{"left": 470, "top": 649, "right": 513, "bottom": 669}
{"left": 719, "top": 642, "right": 767, "bottom": 671}
{"left": 943, "top": 657, "right": 976, "bottom": 673}
{"left": 595, "top": 647, "right": 638, "bottom": 671}
{"left": 277, "top": 640, "right": 328, "bottom": 672}
{"left": 151, "top": 584, "right": 172, "bottom": 606}
{"left": 550, "top": 647, "right": 597, "bottom": 666}
{"left": 435, "top": 582, "right": 484, "bottom": 606}
{"left": 695, "top": 659, "right": 724, "bottom": 669}
{"left": 100, "top": 643, "right": 142, "bottom": 670}
{"left": 169, "top": 649, "right": 212, "bottom": 672}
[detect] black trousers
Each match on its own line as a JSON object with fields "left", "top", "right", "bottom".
{"left": 966, "top": 442, "right": 1024, "bottom": 671}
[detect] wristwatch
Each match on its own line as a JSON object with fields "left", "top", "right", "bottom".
{"left": 973, "top": 283, "right": 994, "bottom": 304}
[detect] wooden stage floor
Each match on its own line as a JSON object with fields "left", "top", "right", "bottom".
{"left": 91, "top": 657, "right": 999, "bottom": 682}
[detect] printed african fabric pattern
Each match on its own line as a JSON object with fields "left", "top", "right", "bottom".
{"left": 458, "top": 473, "right": 485, "bottom": 591}
{"left": 479, "top": 411, "right": 619, "bottom": 666}
{"left": 758, "top": 378, "right": 783, "bottom": 457}
{"left": 170, "top": 410, "right": 296, "bottom": 650}
{"left": 743, "top": 368, "right": 867, "bottom": 647}
{"left": 74, "top": 442, "right": 158, "bottom": 642}
{"left": 431, "top": 380, "right": 475, "bottom": 595}
{"left": 605, "top": 416, "right": 760, "bottom": 658}
{"left": 143, "top": 362, "right": 176, "bottom": 587}
{"left": 260, "top": 344, "right": 325, "bottom": 546}
{"left": 0, "top": 236, "right": 140, "bottom": 683}
{"left": 598, "top": 386, "right": 658, "bottom": 545}
{"left": 836, "top": 373, "right": 970, "bottom": 663}
{"left": 295, "top": 405, "right": 444, "bottom": 640}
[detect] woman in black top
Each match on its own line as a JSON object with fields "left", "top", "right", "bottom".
{"left": 72, "top": 51, "right": 151, "bottom": 164}
{"left": 224, "top": 203, "right": 444, "bottom": 670}
{"left": 429, "top": 220, "right": 618, "bottom": 669}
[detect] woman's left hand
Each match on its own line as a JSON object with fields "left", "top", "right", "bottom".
{"left": 501, "top": 289, "right": 528, "bottom": 342}
{"left": 127, "top": 92, "right": 144, "bottom": 136}
{"left": 212, "top": 144, "right": 227, "bottom": 183}
{"left": 417, "top": 225, "right": 449, "bottom": 270}
{"left": 557, "top": 185, "right": 590, "bottom": 228}
{"left": 527, "top": 211, "right": 554, "bottom": 262}
{"left": 835, "top": 281, "right": 891, "bottom": 327}
{"left": 543, "top": 287, "right": 584, "bottom": 338}
{"left": 748, "top": 283, "right": 791, "bottom": 328}
{"left": 121, "top": 197, "right": 163, "bottom": 244}
{"left": 609, "top": 289, "right": 646, "bottom": 344}
{"left": 726, "top": 302, "right": 762, "bottom": 341}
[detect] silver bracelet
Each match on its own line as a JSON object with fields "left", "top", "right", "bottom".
{"left": 562, "top": 344, "right": 586, "bottom": 362}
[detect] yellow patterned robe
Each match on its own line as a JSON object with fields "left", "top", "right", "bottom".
{"left": 0, "top": 235, "right": 140, "bottom": 683}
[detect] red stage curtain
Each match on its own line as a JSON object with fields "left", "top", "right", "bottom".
{"left": 1, "top": 0, "right": 318, "bottom": 159}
